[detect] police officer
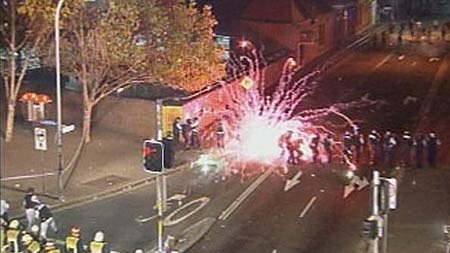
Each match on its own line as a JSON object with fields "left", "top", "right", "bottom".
{"left": 400, "top": 131, "right": 413, "bottom": 167}
{"left": 181, "top": 118, "right": 192, "bottom": 149}
{"left": 426, "top": 132, "right": 441, "bottom": 168}
{"left": 89, "top": 231, "right": 109, "bottom": 253}
{"left": 343, "top": 131, "right": 353, "bottom": 163}
{"left": 6, "top": 220, "right": 22, "bottom": 253}
{"left": 322, "top": 134, "right": 333, "bottom": 164}
{"left": 23, "top": 188, "right": 40, "bottom": 231}
{"left": 190, "top": 117, "right": 200, "bottom": 148}
{"left": 414, "top": 132, "right": 425, "bottom": 169}
{"left": 36, "top": 204, "right": 57, "bottom": 240}
{"left": 21, "top": 233, "right": 41, "bottom": 253}
{"left": 65, "top": 226, "right": 84, "bottom": 253}
{"left": 1, "top": 199, "right": 9, "bottom": 227}
{"left": 368, "top": 130, "right": 380, "bottom": 165}
{"left": 310, "top": 134, "right": 320, "bottom": 164}
{"left": 382, "top": 131, "right": 397, "bottom": 169}
{"left": 215, "top": 120, "right": 225, "bottom": 149}
{"left": 172, "top": 117, "right": 182, "bottom": 148}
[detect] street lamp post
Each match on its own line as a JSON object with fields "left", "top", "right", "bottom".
{"left": 55, "top": 0, "right": 65, "bottom": 200}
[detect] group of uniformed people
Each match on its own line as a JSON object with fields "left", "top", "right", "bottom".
{"left": 342, "top": 128, "right": 441, "bottom": 169}
{"left": 1, "top": 219, "right": 109, "bottom": 253}
{"left": 172, "top": 117, "right": 201, "bottom": 149}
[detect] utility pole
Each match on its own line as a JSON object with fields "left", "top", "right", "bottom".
{"left": 372, "top": 170, "right": 381, "bottom": 253}
{"left": 156, "top": 99, "right": 167, "bottom": 211}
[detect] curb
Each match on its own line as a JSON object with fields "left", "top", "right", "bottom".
{"left": 7, "top": 163, "right": 191, "bottom": 219}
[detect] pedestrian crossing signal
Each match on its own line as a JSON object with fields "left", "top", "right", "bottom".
{"left": 143, "top": 140, "right": 164, "bottom": 173}
{"left": 363, "top": 216, "right": 378, "bottom": 239}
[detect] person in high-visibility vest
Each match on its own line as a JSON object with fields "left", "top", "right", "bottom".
{"left": 65, "top": 226, "right": 84, "bottom": 253}
{"left": 44, "top": 239, "right": 60, "bottom": 253}
{"left": 21, "top": 234, "right": 41, "bottom": 253}
{"left": 89, "top": 231, "right": 109, "bottom": 253}
{"left": 5, "top": 220, "right": 22, "bottom": 253}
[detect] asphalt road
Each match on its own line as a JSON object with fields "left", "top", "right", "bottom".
{"left": 48, "top": 39, "right": 449, "bottom": 253}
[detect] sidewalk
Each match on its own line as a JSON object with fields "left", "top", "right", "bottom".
{"left": 0, "top": 124, "right": 202, "bottom": 218}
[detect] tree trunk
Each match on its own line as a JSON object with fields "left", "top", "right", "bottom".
{"left": 4, "top": 99, "right": 17, "bottom": 143}
{"left": 82, "top": 103, "right": 93, "bottom": 143}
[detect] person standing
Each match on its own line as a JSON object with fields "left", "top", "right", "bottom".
{"left": 343, "top": 131, "right": 353, "bottom": 163}
{"left": 382, "top": 131, "right": 397, "bottom": 169}
{"left": 36, "top": 204, "right": 57, "bottom": 240}
{"left": 1, "top": 199, "right": 9, "bottom": 227}
{"left": 414, "top": 133, "right": 425, "bottom": 169}
{"left": 322, "top": 134, "right": 333, "bottom": 163}
{"left": 172, "top": 117, "right": 182, "bottom": 149}
{"left": 310, "top": 134, "right": 320, "bottom": 164}
{"left": 215, "top": 120, "right": 226, "bottom": 149}
{"left": 425, "top": 132, "right": 441, "bottom": 168}
{"left": 23, "top": 188, "right": 40, "bottom": 231}
{"left": 5, "top": 220, "right": 23, "bottom": 253}
{"left": 368, "top": 130, "right": 380, "bottom": 165}
{"left": 181, "top": 119, "right": 192, "bottom": 149}
{"left": 400, "top": 131, "right": 413, "bottom": 167}
{"left": 190, "top": 117, "right": 200, "bottom": 149}
{"left": 65, "top": 226, "right": 84, "bottom": 253}
{"left": 89, "top": 231, "right": 109, "bottom": 253}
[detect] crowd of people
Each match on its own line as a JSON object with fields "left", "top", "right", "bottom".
{"left": 372, "top": 20, "right": 449, "bottom": 47}
{"left": 1, "top": 188, "right": 115, "bottom": 253}
{"left": 278, "top": 126, "right": 441, "bottom": 170}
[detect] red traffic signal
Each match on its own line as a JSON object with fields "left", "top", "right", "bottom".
{"left": 143, "top": 140, "right": 164, "bottom": 173}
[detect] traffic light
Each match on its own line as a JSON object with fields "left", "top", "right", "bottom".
{"left": 363, "top": 216, "right": 378, "bottom": 239}
{"left": 143, "top": 139, "right": 164, "bottom": 173}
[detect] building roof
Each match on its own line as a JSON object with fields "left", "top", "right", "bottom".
{"left": 240, "top": 0, "right": 332, "bottom": 23}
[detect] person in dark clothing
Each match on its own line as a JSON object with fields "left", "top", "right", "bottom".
{"left": 382, "top": 131, "right": 397, "bottom": 169}
{"left": 35, "top": 203, "right": 57, "bottom": 240}
{"left": 368, "top": 130, "right": 380, "bottom": 165}
{"left": 310, "top": 134, "right": 320, "bottom": 163}
{"left": 172, "top": 117, "right": 182, "bottom": 149}
{"left": 162, "top": 132, "right": 174, "bottom": 169}
{"left": 190, "top": 117, "right": 200, "bottom": 148}
{"left": 414, "top": 133, "right": 425, "bottom": 169}
{"left": 181, "top": 119, "right": 192, "bottom": 149}
{"left": 215, "top": 120, "right": 225, "bottom": 149}
{"left": 425, "top": 132, "right": 441, "bottom": 168}
{"left": 400, "top": 131, "right": 413, "bottom": 167}
{"left": 342, "top": 131, "right": 353, "bottom": 163}
{"left": 322, "top": 134, "right": 333, "bottom": 164}
{"left": 23, "top": 188, "right": 40, "bottom": 231}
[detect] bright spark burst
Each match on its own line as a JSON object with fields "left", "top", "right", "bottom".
{"left": 191, "top": 48, "right": 377, "bottom": 176}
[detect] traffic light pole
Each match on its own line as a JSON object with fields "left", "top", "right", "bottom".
{"left": 156, "top": 175, "right": 164, "bottom": 252}
{"left": 372, "top": 170, "right": 380, "bottom": 253}
{"left": 156, "top": 99, "right": 168, "bottom": 211}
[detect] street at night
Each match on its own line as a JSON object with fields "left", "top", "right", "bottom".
{"left": 1, "top": 0, "right": 450, "bottom": 253}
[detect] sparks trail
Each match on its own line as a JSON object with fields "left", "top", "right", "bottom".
{"left": 192, "top": 49, "right": 378, "bottom": 176}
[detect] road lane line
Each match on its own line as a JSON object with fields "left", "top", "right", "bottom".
{"left": 374, "top": 54, "right": 393, "bottom": 69}
{"left": 219, "top": 167, "right": 274, "bottom": 220}
{"left": 299, "top": 196, "right": 317, "bottom": 218}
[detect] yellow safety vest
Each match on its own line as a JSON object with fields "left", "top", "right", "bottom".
{"left": 5, "top": 229, "right": 19, "bottom": 243}
{"left": 66, "top": 236, "right": 80, "bottom": 253}
{"left": 90, "top": 241, "right": 104, "bottom": 253}
{"left": 27, "top": 241, "right": 41, "bottom": 253}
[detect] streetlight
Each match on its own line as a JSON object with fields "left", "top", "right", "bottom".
{"left": 55, "top": 0, "right": 65, "bottom": 200}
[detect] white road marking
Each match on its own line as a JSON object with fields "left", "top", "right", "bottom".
{"left": 135, "top": 214, "right": 158, "bottom": 223}
{"left": 1, "top": 172, "right": 55, "bottom": 181}
{"left": 284, "top": 170, "right": 303, "bottom": 192}
{"left": 164, "top": 197, "right": 210, "bottom": 226}
{"left": 219, "top": 167, "right": 274, "bottom": 220}
{"left": 299, "top": 196, "right": 317, "bottom": 218}
{"left": 375, "top": 54, "right": 393, "bottom": 69}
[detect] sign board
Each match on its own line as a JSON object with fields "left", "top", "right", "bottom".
{"left": 240, "top": 76, "right": 254, "bottom": 90}
{"left": 34, "top": 127, "right": 47, "bottom": 151}
{"left": 385, "top": 178, "right": 397, "bottom": 210}
{"left": 62, "top": 124, "right": 76, "bottom": 134}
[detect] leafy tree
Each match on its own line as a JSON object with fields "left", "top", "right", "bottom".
{"left": 42, "top": 0, "right": 224, "bottom": 143}
{"left": 0, "top": 0, "right": 54, "bottom": 142}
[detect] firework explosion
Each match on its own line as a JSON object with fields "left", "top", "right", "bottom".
{"left": 190, "top": 47, "right": 376, "bottom": 176}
